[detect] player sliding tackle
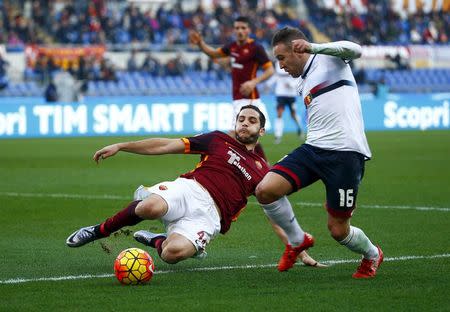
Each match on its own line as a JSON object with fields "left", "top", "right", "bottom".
{"left": 67, "top": 105, "right": 322, "bottom": 267}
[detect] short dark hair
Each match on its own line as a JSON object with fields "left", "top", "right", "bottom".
{"left": 271, "top": 26, "right": 308, "bottom": 47}
{"left": 237, "top": 105, "right": 266, "bottom": 128}
{"left": 235, "top": 16, "right": 251, "bottom": 27}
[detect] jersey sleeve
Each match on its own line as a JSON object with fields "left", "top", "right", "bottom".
{"left": 310, "top": 41, "right": 362, "bottom": 61}
{"left": 218, "top": 42, "right": 232, "bottom": 57}
{"left": 255, "top": 44, "right": 272, "bottom": 68}
{"left": 182, "top": 132, "right": 216, "bottom": 154}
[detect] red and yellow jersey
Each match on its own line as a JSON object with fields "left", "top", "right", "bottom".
{"left": 180, "top": 131, "right": 269, "bottom": 234}
{"left": 218, "top": 39, "right": 272, "bottom": 100}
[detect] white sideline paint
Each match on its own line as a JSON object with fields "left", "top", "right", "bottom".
{"left": 1, "top": 191, "right": 449, "bottom": 212}
{"left": 1, "top": 253, "right": 449, "bottom": 285}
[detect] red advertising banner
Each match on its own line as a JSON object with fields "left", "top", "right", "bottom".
{"left": 25, "top": 45, "right": 105, "bottom": 69}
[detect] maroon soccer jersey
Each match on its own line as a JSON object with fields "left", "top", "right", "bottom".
{"left": 218, "top": 39, "right": 272, "bottom": 100}
{"left": 180, "top": 131, "right": 269, "bottom": 234}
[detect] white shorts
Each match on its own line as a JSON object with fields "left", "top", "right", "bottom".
{"left": 230, "top": 98, "right": 271, "bottom": 130}
{"left": 134, "top": 178, "right": 221, "bottom": 257}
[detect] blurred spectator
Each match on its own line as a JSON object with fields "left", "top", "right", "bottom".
{"left": 2, "top": 0, "right": 446, "bottom": 48}
{"left": 99, "top": 58, "right": 117, "bottom": 81}
{"left": 374, "top": 78, "right": 389, "bottom": 98}
{"left": 85, "top": 56, "right": 101, "bottom": 81}
{"left": 353, "top": 66, "right": 367, "bottom": 85}
{"left": 74, "top": 56, "right": 88, "bottom": 102}
{"left": 53, "top": 70, "right": 77, "bottom": 102}
{"left": 386, "top": 53, "right": 410, "bottom": 70}
{"left": 207, "top": 57, "right": 229, "bottom": 80}
{"left": 164, "top": 52, "right": 186, "bottom": 76}
{"left": 33, "top": 55, "right": 48, "bottom": 84}
{"left": 0, "top": 53, "right": 9, "bottom": 90}
{"left": 141, "top": 52, "right": 161, "bottom": 76}
{"left": 191, "top": 57, "right": 203, "bottom": 71}
{"left": 4, "top": 1, "right": 308, "bottom": 47}
{"left": 44, "top": 79, "right": 58, "bottom": 102}
{"left": 127, "top": 49, "right": 139, "bottom": 72}
{"left": 304, "top": 0, "right": 449, "bottom": 45}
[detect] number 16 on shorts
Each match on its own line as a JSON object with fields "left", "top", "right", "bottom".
{"left": 339, "top": 189, "right": 354, "bottom": 208}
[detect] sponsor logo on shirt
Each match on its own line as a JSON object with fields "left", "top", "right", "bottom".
{"left": 304, "top": 94, "right": 313, "bottom": 106}
{"left": 227, "top": 150, "right": 252, "bottom": 180}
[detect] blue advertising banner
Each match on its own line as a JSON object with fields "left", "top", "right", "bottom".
{"left": 0, "top": 93, "right": 449, "bottom": 138}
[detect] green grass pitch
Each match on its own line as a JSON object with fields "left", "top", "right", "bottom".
{"left": 0, "top": 131, "right": 449, "bottom": 311}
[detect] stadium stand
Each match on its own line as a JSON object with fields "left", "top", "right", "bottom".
{"left": 0, "top": 0, "right": 448, "bottom": 98}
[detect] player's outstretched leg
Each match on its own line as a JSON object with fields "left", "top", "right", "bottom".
{"left": 66, "top": 200, "right": 143, "bottom": 247}
{"left": 278, "top": 232, "right": 315, "bottom": 272}
{"left": 66, "top": 224, "right": 105, "bottom": 247}
{"left": 352, "top": 245, "right": 384, "bottom": 278}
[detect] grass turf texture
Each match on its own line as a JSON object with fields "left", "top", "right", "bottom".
{"left": 0, "top": 131, "right": 449, "bottom": 311}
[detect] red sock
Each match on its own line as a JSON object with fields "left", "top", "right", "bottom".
{"left": 99, "top": 200, "right": 143, "bottom": 236}
{"left": 254, "top": 143, "right": 268, "bottom": 162}
{"left": 153, "top": 237, "right": 165, "bottom": 257}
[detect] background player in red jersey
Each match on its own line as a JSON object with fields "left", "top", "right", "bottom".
{"left": 189, "top": 16, "right": 274, "bottom": 160}
{"left": 67, "top": 105, "right": 319, "bottom": 266}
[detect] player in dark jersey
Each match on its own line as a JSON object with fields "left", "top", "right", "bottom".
{"left": 189, "top": 16, "right": 273, "bottom": 161}
{"left": 66, "top": 105, "right": 319, "bottom": 266}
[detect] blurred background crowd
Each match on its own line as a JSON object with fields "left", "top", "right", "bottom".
{"left": 0, "top": 0, "right": 448, "bottom": 100}
{"left": 1, "top": 0, "right": 447, "bottom": 47}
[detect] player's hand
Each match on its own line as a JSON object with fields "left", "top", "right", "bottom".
{"left": 292, "top": 39, "right": 312, "bottom": 54}
{"left": 93, "top": 144, "right": 120, "bottom": 164}
{"left": 240, "top": 80, "right": 257, "bottom": 97}
{"left": 298, "top": 251, "right": 328, "bottom": 268}
{"left": 189, "top": 30, "right": 202, "bottom": 46}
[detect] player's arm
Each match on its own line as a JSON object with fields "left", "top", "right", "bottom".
{"left": 189, "top": 31, "right": 225, "bottom": 59}
{"left": 240, "top": 62, "right": 274, "bottom": 96}
{"left": 93, "top": 138, "right": 185, "bottom": 163}
{"left": 292, "top": 39, "right": 362, "bottom": 60}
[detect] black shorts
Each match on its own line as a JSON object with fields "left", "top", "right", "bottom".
{"left": 271, "top": 144, "right": 366, "bottom": 218}
{"left": 276, "top": 96, "right": 296, "bottom": 111}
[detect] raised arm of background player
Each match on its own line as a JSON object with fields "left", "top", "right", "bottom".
{"left": 189, "top": 31, "right": 274, "bottom": 97}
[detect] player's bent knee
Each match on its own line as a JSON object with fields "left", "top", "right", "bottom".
{"left": 256, "top": 182, "right": 282, "bottom": 204}
{"left": 135, "top": 196, "right": 167, "bottom": 220}
{"left": 160, "top": 234, "right": 197, "bottom": 264}
{"left": 160, "top": 250, "right": 181, "bottom": 264}
{"left": 255, "top": 183, "right": 271, "bottom": 204}
{"left": 327, "top": 222, "right": 350, "bottom": 241}
{"left": 161, "top": 245, "right": 194, "bottom": 264}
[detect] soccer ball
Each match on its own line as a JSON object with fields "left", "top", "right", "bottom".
{"left": 114, "top": 248, "right": 155, "bottom": 285}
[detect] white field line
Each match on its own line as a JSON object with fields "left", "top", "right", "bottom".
{"left": 1, "top": 253, "right": 449, "bottom": 285}
{"left": 1, "top": 191, "right": 449, "bottom": 212}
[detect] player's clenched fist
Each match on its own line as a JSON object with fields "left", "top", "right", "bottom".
{"left": 292, "top": 39, "right": 312, "bottom": 54}
{"left": 189, "top": 31, "right": 202, "bottom": 46}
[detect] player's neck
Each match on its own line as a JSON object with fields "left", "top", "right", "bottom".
{"left": 246, "top": 143, "right": 256, "bottom": 150}
{"left": 244, "top": 142, "right": 257, "bottom": 151}
{"left": 236, "top": 38, "right": 248, "bottom": 46}
{"left": 235, "top": 137, "right": 257, "bottom": 151}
